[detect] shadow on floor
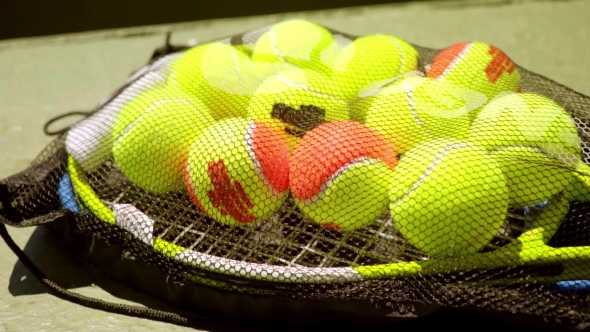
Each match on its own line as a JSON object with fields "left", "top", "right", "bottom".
{"left": 9, "top": 226, "right": 92, "bottom": 296}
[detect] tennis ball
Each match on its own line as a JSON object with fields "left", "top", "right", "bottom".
{"left": 112, "top": 89, "right": 215, "bottom": 194}
{"left": 469, "top": 93, "right": 581, "bottom": 158}
{"left": 111, "top": 88, "right": 208, "bottom": 143}
{"left": 168, "top": 42, "right": 290, "bottom": 120}
{"left": 390, "top": 138, "right": 509, "bottom": 257}
{"left": 568, "top": 162, "right": 590, "bottom": 202}
{"left": 290, "top": 121, "right": 398, "bottom": 231}
{"left": 363, "top": 76, "right": 486, "bottom": 154}
{"left": 66, "top": 71, "right": 165, "bottom": 172}
{"left": 331, "top": 33, "right": 421, "bottom": 99}
{"left": 427, "top": 41, "right": 521, "bottom": 102}
{"left": 246, "top": 68, "right": 350, "bottom": 150}
{"left": 252, "top": 19, "right": 341, "bottom": 73}
{"left": 469, "top": 92, "right": 580, "bottom": 207}
{"left": 348, "top": 70, "right": 426, "bottom": 123}
{"left": 491, "top": 147, "right": 575, "bottom": 208}
{"left": 185, "top": 117, "right": 290, "bottom": 226}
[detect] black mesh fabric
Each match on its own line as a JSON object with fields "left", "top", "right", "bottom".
{"left": 2, "top": 20, "right": 590, "bottom": 330}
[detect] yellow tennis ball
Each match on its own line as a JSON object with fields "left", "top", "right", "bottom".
{"left": 427, "top": 41, "right": 521, "bottom": 102}
{"left": 469, "top": 92, "right": 580, "bottom": 207}
{"left": 469, "top": 93, "right": 581, "bottom": 158}
{"left": 568, "top": 162, "right": 590, "bottom": 201}
{"left": 111, "top": 88, "right": 203, "bottom": 143}
{"left": 112, "top": 88, "right": 215, "bottom": 194}
{"left": 363, "top": 76, "right": 486, "bottom": 154}
{"left": 491, "top": 146, "right": 575, "bottom": 208}
{"left": 331, "top": 33, "right": 421, "bottom": 99}
{"left": 290, "top": 121, "right": 399, "bottom": 231}
{"left": 390, "top": 138, "right": 509, "bottom": 257}
{"left": 185, "top": 117, "right": 290, "bottom": 226}
{"left": 167, "top": 43, "right": 210, "bottom": 94}
{"left": 252, "top": 19, "right": 341, "bottom": 74}
{"left": 246, "top": 68, "right": 350, "bottom": 151}
{"left": 168, "top": 42, "right": 290, "bottom": 120}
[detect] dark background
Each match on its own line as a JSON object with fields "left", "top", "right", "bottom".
{"left": 0, "top": 0, "right": 413, "bottom": 40}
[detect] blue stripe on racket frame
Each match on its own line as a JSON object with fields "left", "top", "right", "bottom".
{"left": 58, "top": 173, "right": 82, "bottom": 213}
{"left": 556, "top": 280, "right": 590, "bottom": 291}
{"left": 524, "top": 201, "right": 590, "bottom": 293}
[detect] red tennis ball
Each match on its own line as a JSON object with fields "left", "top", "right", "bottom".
{"left": 290, "top": 120, "right": 398, "bottom": 231}
{"left": 427, "top": 41, "right": 521, "bottom": 101}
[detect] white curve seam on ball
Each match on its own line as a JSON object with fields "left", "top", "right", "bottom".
{"left": 520, "top": 107, "right": 566, "bottom": 143}
{"left": 439, "top": 43, "right": 473, "bottom": 80}
{"left": 385, "top": 35, "right": 406, "bottom": 77}
{"left": 405, "top": 82, "right": 433, "bottom": 138}
{"left": 231, "top": 51, "right": 243, "bottom": 85}
{"left": 319, "top": 40, "right": 340, "bottom": 66}
{"left": 186, "top": 160, "right": 199, "bottom": 201}
{"left": 114, "top": 98, "right": 194, "bottom": 145}
{"left": 172, "top": 249, "right": 364, "bottom": 283}
{"left": 269, "top": 29, "right": 285, "bottom": 60}
{"left": 458, "top": 88, "right": 488, "bottom": 115}
{"left": 276, "top": 73, "right": 337, "bottom": 100}
{"left": 301, "top": 157, "right": 381, "bottom": 204}
{"left": 358, "top": 71, "right": 426, "bottom": 99}
{"left": 169, "top": 71, "right": 179, "bottom": 90}
{"left": 245, "top": 121, "right": 262, "bottom": 175}
{"left": 204, "top": 49, "right": 263, "bottom": 96}
{"left": 419, "top": 85, "right": 487, "bottom": 120}
{"left": 113, "top": 204, "right": 155, "bottom": 246}
{"left": 358, "top": 75, "right": 403, "bottom": 98}
{"left": 244, "top": 121, "right": 279, "bottom": 193}
{"left": 478, "top": 93, "right": 524, "bottom": 121}
{"left": 392, "top": 142, "right": 470, "bottom": 205}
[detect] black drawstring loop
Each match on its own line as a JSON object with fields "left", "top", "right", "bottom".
{"left": 43, "top": 111, "right": 91, "bottom": 136}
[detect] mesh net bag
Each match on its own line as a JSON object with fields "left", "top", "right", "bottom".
{"left": 2, "top": 19, "right": 590, "bottom": 330}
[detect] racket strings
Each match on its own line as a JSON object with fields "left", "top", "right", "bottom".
{"left": 86, "top": 160, "right": 542, "bottom": 268}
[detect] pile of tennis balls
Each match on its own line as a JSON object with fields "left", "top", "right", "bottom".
{"left": 66, "top": 19, "right": 589, "bottom": 257}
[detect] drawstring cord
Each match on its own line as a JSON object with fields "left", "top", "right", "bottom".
{"left": 43, "top": 111, "right": 92, "bottom": 136}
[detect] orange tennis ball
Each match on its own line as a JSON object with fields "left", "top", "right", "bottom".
{"left": 290, "top": 120, "right": 398, "bottom": 231}
{"left": 427, "top": 41, "right": 520, "bottom": 102}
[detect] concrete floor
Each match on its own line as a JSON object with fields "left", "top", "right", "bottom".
{"left": 1, "top": 0, "right": 590, "bottom": 330}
